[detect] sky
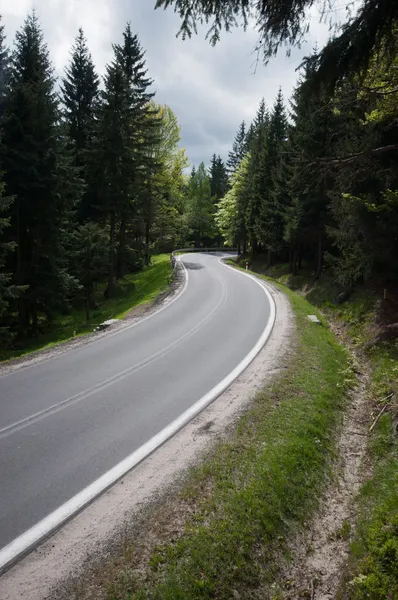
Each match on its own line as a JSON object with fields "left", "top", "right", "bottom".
{"left": 2, "top": 0, "right": 351, "bottom": 167}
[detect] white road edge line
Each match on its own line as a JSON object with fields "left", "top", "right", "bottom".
{"left": 0, "top": 255, "right": 190, "bottom": 380}
{"left": 0, "top": 255, "right": 276, "bottom": 575}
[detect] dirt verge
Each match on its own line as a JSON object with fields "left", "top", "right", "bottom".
{"left": 278, "top": 321, "right": 372, "bottom": 600}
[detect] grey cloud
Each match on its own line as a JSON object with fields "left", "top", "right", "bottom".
{"left": 3, "top": 0, "right": 342, "bottom": 168}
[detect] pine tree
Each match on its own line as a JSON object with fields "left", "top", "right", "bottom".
{"left": 2, "top": 12, "right": 81, "bottom": 332}
{"left": 68, "top": 222, "right": 108, "bottom": 322}
{"left": 0, "top": 15, "right": 9, "bottom": 113}
{"left": 210, "top": 154, "right": 229, "bottom": 199}
{"left": 61, "top": 27, "right": 99, "bottom": 221}
{"left": 244, "top": 98, "right": 270, "bottom": 253}
{"left": 186, "top": 162, "right": 216, "bottom": 247}
{"left": 227, "top": 121, "right": 246, "bottom": 173}
{"left": 0, "top": 158, "right": 21, "bottom": 347}
{"left": 287, "top": 65, "right": 336, "bottom": 278}
{"left": 113, "top": 24, "right": 158, "bottom": 270}
{"left": 256, "top": 88, "right": 288, "bottom": 263}
{"left": 93, "top": 60, "right": 132, "bottom": 295}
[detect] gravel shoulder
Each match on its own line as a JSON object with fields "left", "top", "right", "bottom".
{"left": 0, "top": 275, "right": 294, "bottom": 600}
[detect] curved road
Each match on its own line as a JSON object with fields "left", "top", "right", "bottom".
{"left": 0, "top": 253, "right": 272, "bottom": 558}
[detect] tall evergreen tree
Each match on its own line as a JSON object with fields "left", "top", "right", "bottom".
{"left": 244, "top": 98, "right": 270, "bottom": 253}
{"left": 2, "top": 12, "right": 81, "bottom": 332}
{"left": 0, "top": 156, "right": 21, "bottom": 347}
{"left": 61, "top": 27, "right": 99, "bottom": 221}
{"left": 186, "top": 162, "right": 216, "bottom": 247}
{"left": 93, "top": 60, "right": 132, "bottom": 295}
{"left": 287, "top": 65, "right": 337, "bottom": 278}
{"left": 210, "top": 154, "right": 229, "bottom": 199}
{"left": 227, "top": 120, "right": 246, "bottom": 173}
{"left": 0, "top": 15, "right": 9, "bottom": 113}
{"left": 113, "top": 23, "right": 158, "bottom": 270}
{"left": 256, "top": 88, "right": 288, "bottom": 262}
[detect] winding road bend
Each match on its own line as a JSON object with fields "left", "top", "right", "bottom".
{"left": 0, "top": 253, "right": 273, "bottom": 563}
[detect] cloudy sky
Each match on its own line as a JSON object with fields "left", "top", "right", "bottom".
{"left": 2, "top": 0, "right": 350, "bottom": 167}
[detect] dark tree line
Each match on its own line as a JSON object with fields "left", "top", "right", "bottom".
{"left": 0, "top": 13, "right": 189, "bottom": 345}
{"left": 217, "top": 44, "right": 398, "bottom": 288}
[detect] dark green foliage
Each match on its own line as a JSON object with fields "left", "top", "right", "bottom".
{"left": 186, "top": 162, "right": 216, "bottom": 246}
{"left": 155, "top": 0, "right": 398, "bottom": 89}
{"left": 68, "top": 222, "right": 108, "bottom": 321}
{"left": 0, "top": 14, "right": 9, "bottom": 111}
{"left": 0, "top": 161, "right": 21, "bottom": 347}
{"left": 1, "top": 12, "right": 82, "bottom": 334}
{"left": 209, "top": 154, "right": 228, "bottom": 199}
{"left": 61, "top": 27, "right": 99, "bottom": 221}
{"left": 255, "top": 88, "right": 287, "bottom": 260}
{"left": 227, "top": 120, "right": 246, "bottom": 173}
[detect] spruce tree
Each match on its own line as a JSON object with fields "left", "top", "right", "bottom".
{"left": 0, "top": 15, "right": 9, "bottom": 113}
{"left": 227, "top": 121, "right": 246, "bottom": 173}
{"left": 186, "top": 162, "right": 216, "bottom": 247}
{"left": 244, "top": 98, "right": 270, "bottom": 253}
{"left": 69, "top": 222, "right": 108, "bottom": 322}
{"left": 61, "top": 27, "right": 99, "bottom": 221}
{"left": 93, "top": 60, "right": 132, "bottom": 295}
{"left": 210, "top": 154, "right": 229, "bottom": 199}
{"left": 0, "top": 158, "right": 21, "bottom": 347}
{"left": 256, "top": 88, "right": 287, "bottom": 263}
{"left": 2, "top": 12, "right": 81, "bottom": 332}
{"left": 113, "top": 24, "right": 158, "bottom": 270}
{"left": 287, "top": 65, "right": 336, "bottom": 278}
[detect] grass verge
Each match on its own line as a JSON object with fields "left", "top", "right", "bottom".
{"left": 236, "top": 257, "right": 398, "bottom": 599}
{"left": 93, "top": 272, "right": 353, "bottom": 599}
{"left": 1, "top": 254, "right": 171, "bottom": 362}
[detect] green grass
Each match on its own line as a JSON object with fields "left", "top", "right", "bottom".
{"left": 236, "top": 257, "right": 398, "bottom": 600}
{"left": 1, "top": 254, "right": 171, "bottom": 363}
{"left": 339, "top": 408, "right": 398, "bottom": 600}
{"left": 101, "top": 270, "right": 353, "bottom": 599}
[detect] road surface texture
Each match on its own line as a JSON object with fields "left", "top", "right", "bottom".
{"left": 0, "top": 253, "right": 272, "bottom": 554}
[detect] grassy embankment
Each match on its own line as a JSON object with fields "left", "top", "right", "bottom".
{"left": 238, "top": 257, "right": 398, "bottom": 600}
{"left": 73, "top": 265, "right": 354, "bottom": 599}
{"left": 1, "top": 254, "right": 171, "bottom": 363}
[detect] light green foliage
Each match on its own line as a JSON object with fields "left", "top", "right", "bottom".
{"left": 149, "top": 103, "right": 189, "bottom": 252}
{"left": 216, "top": 154, "right": 250, "bottom": 246}
{"left": 186, "top": 162, "right": 217, "bottom": 246}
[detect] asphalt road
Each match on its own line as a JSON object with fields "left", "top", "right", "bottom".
{"left": 0, "top": 253, "right": 272, "bottom": 552}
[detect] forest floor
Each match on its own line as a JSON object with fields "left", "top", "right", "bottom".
{"left": 0, "top": 254, "right": 172, "bottom": 364}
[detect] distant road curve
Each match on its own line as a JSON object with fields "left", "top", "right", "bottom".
{"left": 0, "top": 252, "right": 275, "bottom": 571}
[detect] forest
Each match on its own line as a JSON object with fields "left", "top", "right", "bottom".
{"left": 0, "top": 7, "right": 397, "bottom": 351}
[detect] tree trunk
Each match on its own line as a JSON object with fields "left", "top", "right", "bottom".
{"left": 298, "top": 244, "right": 302, "bottom": 270}
{"left": 289, "top": 244, "right": 294, "bottom": 273}
{"left": 85, "top": 288, "right": 90, "bottom": 323}
{"left": 267, "top": 249, "right": 272, "bottom": 267}
{"left": 107, "top": 211, "right": 116, "bottom": 297}
{"left": 315, "top": 231, "right": 323, "bottom": 280}
{"left": 116, "top": 217, "right": 126, "bottom": 279}
{"left": 16, "top": 198, "right": 28, "bottom": 334}
{"left": 293, "top": 244, "right": 298, "bottom": 276}
{"left": 31, "top": 301, "right": 38, "bottom": 335}
{"left": 145, "top": 215, "right": 151, "bottom": 266}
